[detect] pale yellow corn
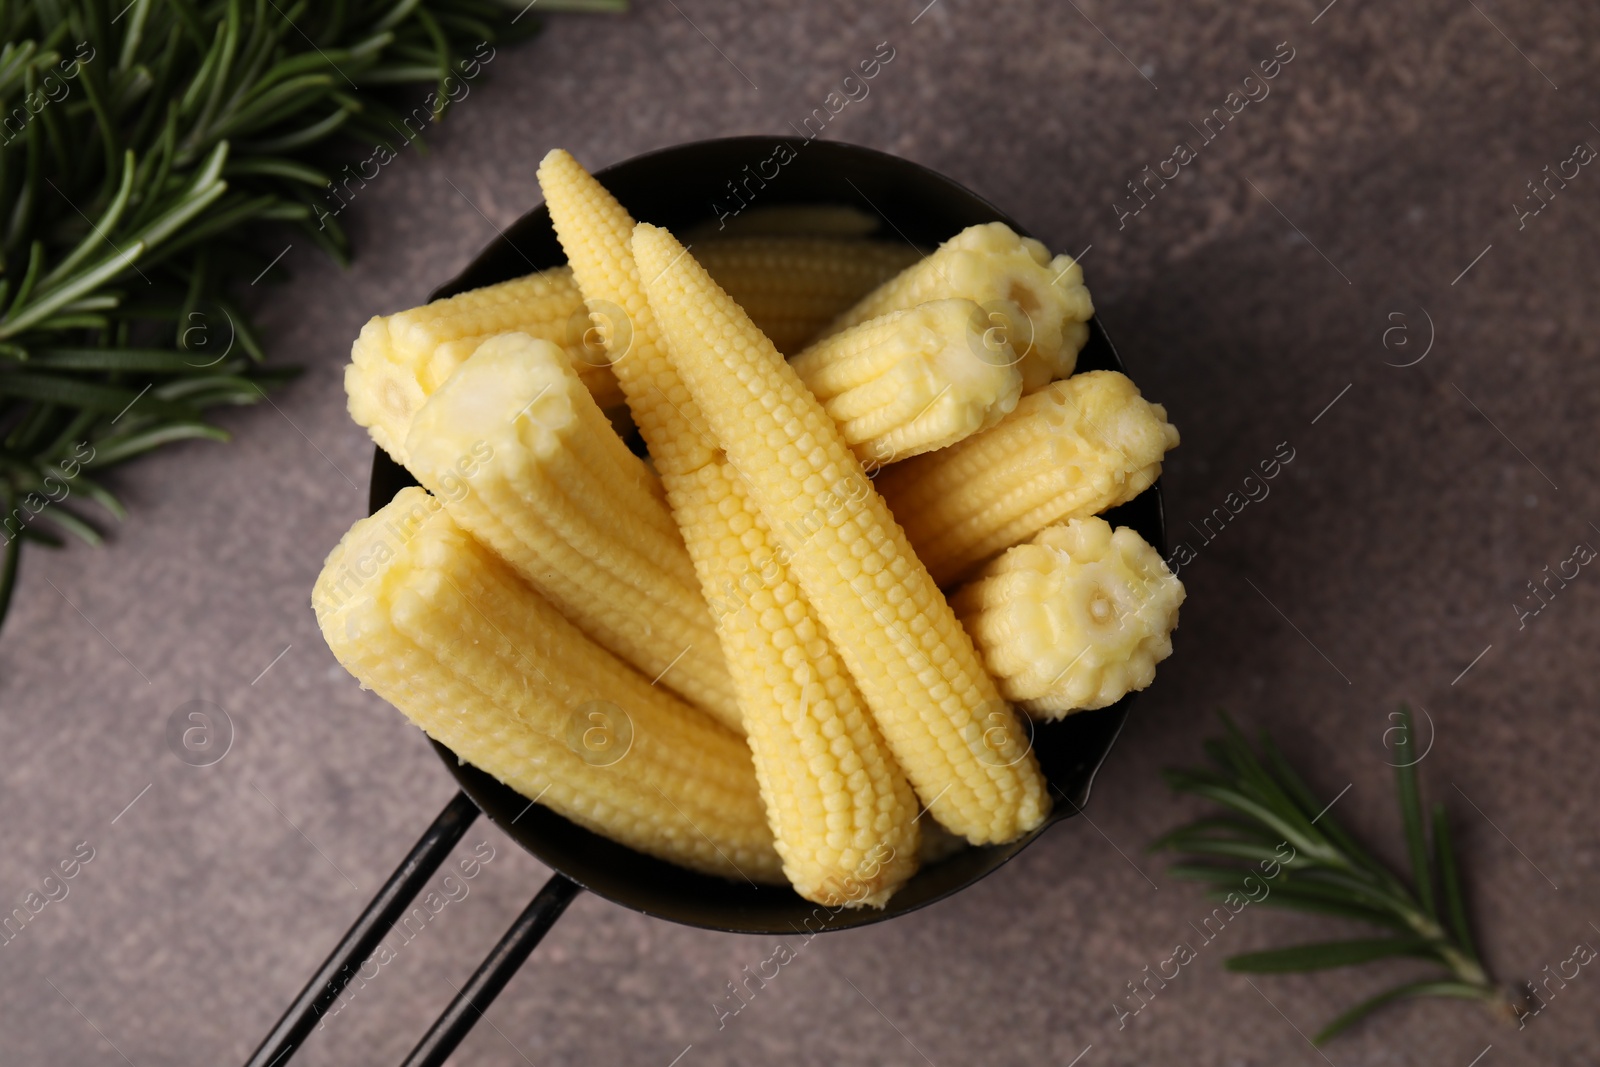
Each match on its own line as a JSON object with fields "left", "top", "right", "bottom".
{"left": 791, "top": 299, "right": 1024, "bottom": 464}
{"left": 877, "top": 371, "right": 1180, "bottom": 586}
{"left": 820, "top": 222, "right": 1094, "bottom": 392}
{"left": 687, "top": 204, "right": 884, "bottom": 239}
{"left": 674, "top": 458, "right": 920, "bottom": 906}
{"left": 312, "top": 488, "right": 782, "bottom": 883}
{"left": 635, "top": 221, "right": 1050, "bottom": 846}
{"left": 403, "top": 333, "right": 742, "bottom": 731}
{"left": 952, "top": 518, "right": 1184, "bottom": 717}
{"left": 695, "top": 237, "right": 922, "bottom": 354}
{"left": 345, "top": 266, "right": 624, "bottom": 464}
{"left": 537, "top": 149, "right": 921, "bottom": 904}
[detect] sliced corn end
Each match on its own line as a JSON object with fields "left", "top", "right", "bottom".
{"left": 402, "top": 333, "right": 742, "bottom": 732}
{"left": 952, "top": 518, "right": 1184, "bottom": 717}
{"left": 345, "top": 266, "right": 622, "bottom": 464}
{"left": 634, "top": 221, "right": 1050, "bottom": 847}
{"left": 791, "top": 299, "right": 1024, "bottom": 465}
{"left": 312, "top": 488, "right": 782, "bottom": 883}
{"left": 696, "top": 237, "right": 923, "bottom": 354}
{"left": 673, "top": 458, "right": 920, "bottom": 907}
{"left": 822, "top": 222, "right": 1094, "bottom": 392}
{"left": 878, "top": 371, "right": 1179, "bottom": 586}
{"left": 537, "top": 148, "right": 717, "bottom": 476}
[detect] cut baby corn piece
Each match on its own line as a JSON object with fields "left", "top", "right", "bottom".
{"left": 675, "top": 458, "right": 921, "bottom": 907}
{"left": 346, "top": 266, "right": 624, "bottom": 465}
{"left": 877, "top": 371, "right": 1179, "bottom": 587}
{"left": 635, "top": 221, "right": 1050, "bottom": 846}
{"left": 790, "top": 298, "right": 1024, "bottom": 465}
{"left": 952, "top": 518, "right": 1184, "bottom": 717}
{"left": 695, "top": 237, "right": 922, "bottom": 354}
{"left": 536, "top": 149, "right": 920, "bottom": 904}
{"left": 819, "top": 222, "right": 1094, "bottom": 393}
{"left": 313, "top": 489, "right": 782, "bottom": 883}
{"left": 402, "top": 333, "right": 742, "bottom": 733}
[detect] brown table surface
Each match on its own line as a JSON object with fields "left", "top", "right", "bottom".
{"left": 3, "top": 2, "right": 1597, "bottom": 1063}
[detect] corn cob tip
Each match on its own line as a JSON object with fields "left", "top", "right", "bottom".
{"left": 405, "top": 332, "right": 578, "bottom": 467}
{"left": 540, "top": 147, "right": 577, "bottom": 170}
{"left": 792, "top": 298, "right": 1024, "bottom": 464}
{"left": 314, "top": 486, "right": 440, "bottom": 626}
{"left": 536, "top": 149, "right": 589, "bottom": 198}
{"left": 1051, "top": 371, "right": 1179, "bottom": 472}
{"left": 345, "top": 317, "right": 416, "bottom": 463}
{"left": 952, "top": 517, "right": 1184, "bottom": 717}
{"left": 343, "top": 263, "right": 624, "bottom": 461}
{"left": 824, "top": 221, "right": 1095, "bottom": 393}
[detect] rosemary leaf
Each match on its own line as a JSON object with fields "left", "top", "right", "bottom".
{"left": 0, "top": 0, "right": 627, "bottom": 629}
{"left": 1153, "top": 710, "right": 1511, "bottom": 1043}
{"left": 1225, "top": 936, "right": 1439, "bottom": 974}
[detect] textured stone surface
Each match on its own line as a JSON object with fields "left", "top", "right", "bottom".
{"left": 2, "top": 1, "right": 1598, "bottom": 1063}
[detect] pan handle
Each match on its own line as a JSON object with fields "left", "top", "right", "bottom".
{"left": 400, "top": 871, "right": 582, "bottom": 1065}
{"left": 244, "top": 791, "right": 481, "bottom": 1067}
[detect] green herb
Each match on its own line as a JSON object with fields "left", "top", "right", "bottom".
{"left": 0, "top": 0, "right": 622, "bottom": 629}
{"left": 1151, "top": 708, "right": 1517, "bottom": 1044}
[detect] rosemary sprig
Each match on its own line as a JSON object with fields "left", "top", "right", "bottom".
{"left": 0, "top": 0, "right": 621, "bottom": 630}
{"left": 1151, "top": 707, "right": 1514, "bottom": 1044}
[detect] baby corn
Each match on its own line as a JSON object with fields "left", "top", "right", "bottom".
{"left": 538, "top": 149, "right": 921, "bottom": 904}
{"left": 675, "top": 457, "right": 921, "bottom": 906}
{"left": 403, "top": 333, "right": 742, "bottom": 731}
{"left": 877, "top": 371, "right": 1179, "bottom": 586}
{"left": 345, "top": 266, "right": 623, "bottom": 464}
{"left": 790, "top": 299, "right": 1023, "bottom": 464}
{"left": 820, "top": 222, "right": 1094, "bottom": 393}
{"left": 635, "top": 221, "right": 1050, "bottom": 846}
{"left": 952, "top": 518, "right": 1184, "bottom": 717}
{"left": 688, "top": 204, "right": 883, "bottom": 239}
{"left": 313, "top": 489, "right": 782, "bottom": 883}
{"left": 695, "top": 237, "right": 922, "bottom": 354}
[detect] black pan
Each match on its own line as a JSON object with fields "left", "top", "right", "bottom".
{"left": 246, "top": 136, "right": 1165, "bottom": 1067}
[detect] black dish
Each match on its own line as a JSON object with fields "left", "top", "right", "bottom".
{"left": 368, "top": 136, "right": 1166, "bottom": 935}
{"left": 249, "top": 136, "right": 1166, "bottom": 1067}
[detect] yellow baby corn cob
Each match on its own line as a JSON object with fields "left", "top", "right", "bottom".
{"left": 674, "top": 458, "right": 921, "bottom": 906}
{"left": 403, "top": 333, "right": 742, "bottom": 732}
{"left": 952, "top": 518, "right": 1184, "bottom": 717}
{"left": 790, "top": 299, "right": 1024, "bottom": 464}
{"left": 694, "top": 237, "right": 922, "bottom": 354}
{"left": 537, "top": 149, "right": 921, "bottom": 905}
{"left": 634, "top": 221, "right": 1050, "bottom": 846}
{"left": 345, "top": 266, "right": 623, "bottom": 464}
{"left": 687, "top": 204, "right": 884, "bottom": 239}
{"left": 877, "top": 371, "right": 1180, "bottom": 586}
{"left": 819, "top": 222, "right": 1094, "bottom": 393}
{"left": 313, "top": 489, "right": 782, "bottom": 883}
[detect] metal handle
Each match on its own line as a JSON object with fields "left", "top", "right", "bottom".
{"left": 244, "top": 790, "right": 586, "bottom": 1067}
{"left": 245, "top": 791, "right": 482, "bottom": 1066}
{"left": 401, "top": 871, "right": 582, "bottom": 1066}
